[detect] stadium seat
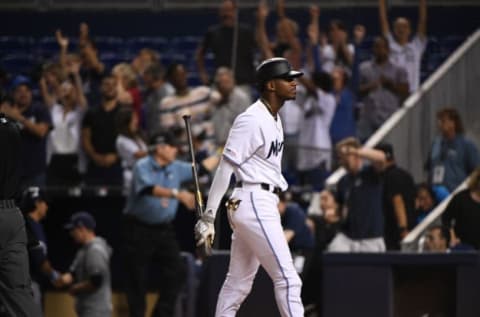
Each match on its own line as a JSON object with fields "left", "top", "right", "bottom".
{"left": 94, "top": 36, "right": 125, "bottom": 53}
{"left": 0, "top": 36, "right": 34, "bottom": 57}
{"left": 126, "top": 36, "right": 168, "bottom": 55}
{"left": 100, "top": 52, "right": 131, "bottom": 70}
{"left": 171, "top": 36, "right": 201, "bottom": 52}
{"left": 1, "top": 53, "right": 37, "bottom": 75}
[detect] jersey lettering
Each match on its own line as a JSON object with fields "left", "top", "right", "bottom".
{"left": 266, "top": 140, "right": 284, "bottom": 159}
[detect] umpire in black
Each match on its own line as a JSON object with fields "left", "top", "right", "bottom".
{"left": 0, "top": 112, "right": 37, "bottom": 316}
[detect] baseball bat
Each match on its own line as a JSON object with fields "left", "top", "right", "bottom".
{"left": 182, "top": 115, "right": 212, "bottom": 256}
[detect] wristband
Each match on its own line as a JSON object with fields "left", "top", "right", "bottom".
{"left": 171, "top": 188, "right": 179, "bottom": 198}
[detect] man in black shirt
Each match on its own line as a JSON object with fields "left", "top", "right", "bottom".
{"left": 329, "top": 137, "right": 387, "bottom": 252}
{"left": 443, "top": 167, "right": 480, "bottom": 250}
{"left": 196, "top": 0, "right": 257, "bottom": 87}
{"left": 82, "top": 75, "right": 122, "bottom": 185}
{"left": 1, "top": 77, "right": 52, "bottom": 189}
{"left": 0, "top": 112, "right": 37, "bottom": 316}
{"left": 374, "top": 143, "right": 416, "bottom": 250}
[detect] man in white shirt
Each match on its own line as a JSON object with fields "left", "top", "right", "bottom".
{"left": 195, "top": 57, "right": 304, "bottom": 317}
{"left": 379, "top": 0, "right": 427, "bottom": 92}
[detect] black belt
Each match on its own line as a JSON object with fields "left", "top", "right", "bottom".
{"left": 0, "top": 200, "right": 16, "bottom": 209}
{"left": 235, "top": 181, "right": 282, "bottom": 195}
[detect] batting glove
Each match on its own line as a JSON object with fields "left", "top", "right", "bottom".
{"left": 195, "top": 209, "right": 215, "bottom": 246}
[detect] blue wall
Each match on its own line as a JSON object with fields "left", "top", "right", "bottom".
{"left": 0, "top": 6, "right": 478, "bottom": 38}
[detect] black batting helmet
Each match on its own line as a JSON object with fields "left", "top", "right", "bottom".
{"left": 255, "top": 57, "right": 303, "bottom": 90}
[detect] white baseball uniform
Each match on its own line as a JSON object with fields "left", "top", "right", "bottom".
{"left": 205, "top": 100, "right": 304, "bottom": 317}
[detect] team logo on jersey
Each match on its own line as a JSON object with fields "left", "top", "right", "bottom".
{"left": 266, "top": 140, "right": 284, "bottom": 159}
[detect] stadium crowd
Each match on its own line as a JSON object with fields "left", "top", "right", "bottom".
{"left": 1, "top": 0, "right": 479, "bottom": 316}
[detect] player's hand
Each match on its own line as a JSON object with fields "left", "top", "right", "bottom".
{"left": 194, "top": 209, "right": 215, "bottom": 246}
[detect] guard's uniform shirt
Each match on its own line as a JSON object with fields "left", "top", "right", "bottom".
{"left": 0, "top": 114, "right": 21, "bottom": 199}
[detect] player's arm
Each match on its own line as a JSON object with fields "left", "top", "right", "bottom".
{"left": 378, "top": 0, "right": 390, "bottom": 36}
{"left": 204, "top": 157, "right": 234, "bottom": 217}
{"left": 417, "top": 0, "right": 427, "bottom": 39}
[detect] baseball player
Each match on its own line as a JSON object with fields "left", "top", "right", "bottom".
{"left": 195, "top": 57, "right": 304, "bottom": 317}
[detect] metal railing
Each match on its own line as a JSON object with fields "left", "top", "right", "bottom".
{"left": 401, "top": 179, "right": 468, "bottom": 251}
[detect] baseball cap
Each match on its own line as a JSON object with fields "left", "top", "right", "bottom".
{"left": 256, "top": 57, "right": 303, "bottom": 85}
{"left": 149, "top": 130, "right": 179, "bottom": 147}
{"left": 21, "top": 187, "right": 47, "bottom": 213}
{"left": 374, "top": 143, "right": 395, "bottom": 161}
{"left": 64, "top": 211, "right": 96, "bottom": 230}
{"left": 10, "top": 75, "right": 32, "bottom": 91}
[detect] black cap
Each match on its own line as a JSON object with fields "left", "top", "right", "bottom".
{"left": 256, "top": 57, "right": 303, "bottom": 85}
{"left": 64, "top": 211, "right": 96, "bottom": 230}
{"left": 21, "top": 187, "right": 47, "bottom": 213}
{"left": 375, "top": 143, "right": 394, "bottom": 161}
{"left": 149, "top": 130, "right": 178, "bottom": 147}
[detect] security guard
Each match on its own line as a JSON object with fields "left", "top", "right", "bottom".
{"left": 0, "top": 112, "right": 37, "bottom": 316}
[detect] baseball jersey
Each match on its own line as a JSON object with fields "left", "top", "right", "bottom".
{"left": 387, "top": 33, "right": 427, "bottom": 93}
{"left": 223, "top": 100, "right": 288, "bottom": 191}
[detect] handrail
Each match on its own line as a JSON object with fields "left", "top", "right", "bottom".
{"left": 401, "top": 180, "right": 468, "bottom": 251}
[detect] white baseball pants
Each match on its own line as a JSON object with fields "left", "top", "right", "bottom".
{"left": 215, "top": 187, "right": 304, "bottom": 317}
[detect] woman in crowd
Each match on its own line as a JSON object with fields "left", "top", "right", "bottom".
{"left": 46, "top": 61, "right": 87, "bottom": 185}
{"left": 112, "top": 62, "right": 143, "bottom": 127}
{"left": 115, "top": 107, "right": 148, "bottom": 193}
